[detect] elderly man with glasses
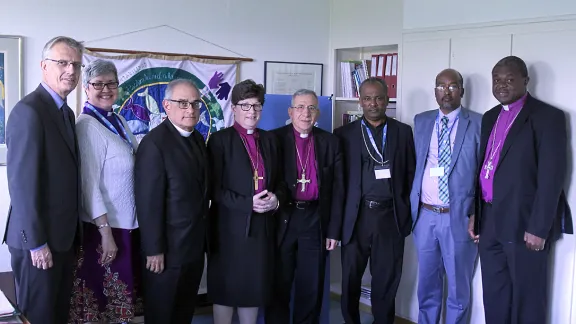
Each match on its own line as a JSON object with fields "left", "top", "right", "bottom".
{"left": 265, "top": 89, "right": 344, "bottom": 324}
{"left": 4, "top": 35, "right": 84, "bottom": 324}
{"left": 134, "top": 78, "right": 210, "bottom": 324}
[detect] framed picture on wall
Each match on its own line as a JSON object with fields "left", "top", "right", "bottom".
{"left": 264, "top": 61, "right": 323, "bottom": 95}
{"left": 0, "top": 35, "right": 23, "bottom": 165}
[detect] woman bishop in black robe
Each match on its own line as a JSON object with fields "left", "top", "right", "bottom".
{"left": 207, "top": 79, "right": 287, "bottom": 324}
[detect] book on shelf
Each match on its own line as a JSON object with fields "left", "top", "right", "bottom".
{"left": 341, "top": 111, "right": 363, "bottom": 126}
{"left": 339, "top": 53, "right": 398, "bottom": 100}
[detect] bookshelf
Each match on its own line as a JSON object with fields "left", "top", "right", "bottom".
{"left": 332, "top": 44, "right": 399, "bottom": 130}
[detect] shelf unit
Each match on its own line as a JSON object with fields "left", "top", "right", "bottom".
{"left": 331, "top": 44, "right": 399, "bottom": 130}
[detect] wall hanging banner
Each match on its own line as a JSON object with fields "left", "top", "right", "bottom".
{"left": 83, "top": 50, "right": 237, "bottom": 142}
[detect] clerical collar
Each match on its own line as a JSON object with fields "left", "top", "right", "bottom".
{"left": 87, "top": 102, "right": 114, "bottom": 117}
{"left": 168, "top": 118, "right": 194, "bottom": 137}
{"left": 501, "top": 92, "right": 528, "bottom": 111}
{"left": 292, "top": 125, "right": 311, "bottom": 138}
{"left": 233, "top": 121, "right": 256, "bottom": 135}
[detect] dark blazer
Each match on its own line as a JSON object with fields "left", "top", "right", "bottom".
{"left": 475, "top": 93, "right": 573, "bottom": 242}
{"left": 207, "top": 126, "right": 287, "bottom": 248}
{"left": 4, "top": 84, "right": 80, "bottom": 252}
{"left": 272, "top": 125, "right": 344, "bottom": 243}
{"left": 334, "top": 118, "right": 416, "bottom": 245}
{"left": 134, "top": 119, "right": 209, "bottom": 267}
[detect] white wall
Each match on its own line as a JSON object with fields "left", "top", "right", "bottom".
{"left": 0, "top": 0, "right": 330, "bottom": 272}
{"left": 398, "top": 18, "right": 576, "bottom": 324}
{"left": 403, "top": 0, "right": 576, "bottom": 30}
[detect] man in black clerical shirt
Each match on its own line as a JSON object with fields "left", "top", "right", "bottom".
{"left": 334, "top": 77, "right": 416, "bottom": 324}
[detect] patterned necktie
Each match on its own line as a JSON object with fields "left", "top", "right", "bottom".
{"left": 438, "top": 116, "right": 450, "bottom": 204}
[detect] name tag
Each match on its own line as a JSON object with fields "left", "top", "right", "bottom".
{"left": 375, "top": 165, "right": 391, "bottom": 179}
{"left": 430, "top": 167, "right": 444, "bottom": 177}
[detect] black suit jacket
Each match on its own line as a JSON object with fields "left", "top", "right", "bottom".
{"left": 272, "top": 125, "right": 344, "bottom": 243}
{"left": 475, "top": 93, "right": 573, "bottom": 242}
{"left": 4, "top": 84, "right": 80, "bottom": 252}
{"left": 207, "top": 126, "right": 287, "bottom": 250}
{"left": 334, "top": 118, "right": 416, "bottom": 245}
{"left": 134, "top": 119, "right": 209, "bottom": 266}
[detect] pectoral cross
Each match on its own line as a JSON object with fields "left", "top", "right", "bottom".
{"left": 296, "top": 172, "right": 310, "bottom": 192}
{"left": 484, "top": 161, "right": 494, "bottom": 179}
{"left": 253, "top": 170, "right": 263, "bottom": 190}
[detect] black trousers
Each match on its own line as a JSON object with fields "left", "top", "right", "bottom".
{"left": 10, "top": 246, "right": 76, "bottom": 324}
{"left": 341, "top": 202, "right": 405, "bottom": 324}
{"left": 143, "top": 256, "right": 205, "bottom": 324}
{"left": 479, "top": 202, "right": 550, "bottom": 324}
{"left": 266, "top": 203, "right": 325, "bottom": 324}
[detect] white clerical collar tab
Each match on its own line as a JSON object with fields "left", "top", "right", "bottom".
{"left": 502, "top": 105, "right": 510, "bottom": 111}
{"left": 107, "top": 111, "right": 113, "bottom": 117}
{"left": 299, "top": 133, "right": 309, "bottom": 138}
{"left": 247, "top": 129, "right": 254, "bottom": 135}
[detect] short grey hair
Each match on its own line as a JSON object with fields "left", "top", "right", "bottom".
{"left": 41, "top": 36, "right": 84, "bottom": 60}
{"left": 164, "top": 78, "right": 200, "bottom": 100}
{"left": 82, "top": 59, "right": 118, "bottom": 87}
{"left": 291, "top": 89, "right": 318, "bottom": 106}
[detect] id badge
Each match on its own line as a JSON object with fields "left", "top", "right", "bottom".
{"left": 430, "top": 166, "right": 444, "bottom": 177}
{"left": 374, "top": 164, "right": 391, "bottom": 179}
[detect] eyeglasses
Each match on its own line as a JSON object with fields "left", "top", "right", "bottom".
{"left": 167, "top": 99, "right": 202, "bottom": 110}
{"left": 236, "top": 103, "right": 263, "bottom": 111}
{"left": 291, "top": 105, "right": 318, "bottom": 112}
{"left": 435, "top": 85, "right": 460, "bottom": 92}
{"left": 89, "top": 82, "right": 119, "bottom": 90}
{"left": 45, "top": 58, "right": 84, "bottom": 70}
{"left": 361, "top": 96, "right": 386, "bottom": 103}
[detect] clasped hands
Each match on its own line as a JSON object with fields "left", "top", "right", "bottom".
{"left": 253, "top": 190, "right": 278, "bottom": 213}
{"left": 467, "top": 214, "right": 546, "bottom": 251}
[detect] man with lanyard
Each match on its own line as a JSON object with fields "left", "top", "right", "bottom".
{"left": 410, "top": 69, "right": 482, "bottom": 324}
{"left": 334, "top": 77, "right": 416, "bottom": 324}
{"left": 267, "top": 89, "right": 344, "bottom": 324}
{"left": 474, "top": 56, "right": 572, "bottom": 324}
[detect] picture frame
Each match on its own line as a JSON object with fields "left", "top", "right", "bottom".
{"left": 264, "top": 61, "right": 323, "bottom": 95}
{"left": 0, "top": 35, "right": 23, "bottom": 165}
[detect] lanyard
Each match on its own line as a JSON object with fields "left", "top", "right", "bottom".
{"left": 85, "top": 103, "right": 135, "bottom": 152}
{"left": 436, "top": 114, "right": 459, "bottom": 156}
{"left": 361, "top": 119, "right": 387, "bottom": 163}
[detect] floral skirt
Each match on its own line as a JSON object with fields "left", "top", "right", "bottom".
{"left": 68, "top": 222, "right": 144, "bottom": 323}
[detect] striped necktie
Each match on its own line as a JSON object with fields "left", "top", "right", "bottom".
{"left": 438, "top": 116, "right": 450, "bottom": 204}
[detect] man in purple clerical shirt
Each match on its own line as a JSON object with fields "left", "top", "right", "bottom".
{"left": 474, "top": 56, "right": 572, "bottom": 324}
{"left": 266, "top": 89, "right": 344, "bottom": 324}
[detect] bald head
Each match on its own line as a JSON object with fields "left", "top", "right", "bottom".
{"left": 435, "top": 68, "right": 464, "bottom": 112}
{"left": 436, "top": 69, "right": 464, "bottom": 88}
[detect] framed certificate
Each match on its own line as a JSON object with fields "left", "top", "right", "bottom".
{"left": 264, "top": 61, "right": 323, "bottom": 95}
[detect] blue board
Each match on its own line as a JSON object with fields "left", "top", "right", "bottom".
{"left": 258, "top": 94, "right": 333, "bottom": 132}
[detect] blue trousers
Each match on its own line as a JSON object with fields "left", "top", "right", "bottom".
{"left": 413, "top": 207, "right": 477, "bottom": 324}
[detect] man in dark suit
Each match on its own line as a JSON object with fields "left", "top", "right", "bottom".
{"left": 267, "top": 89, "right": 344, "bottom": 324}
{"left": 134, "top": 78, "right": 209, "bottom": 324}
{"left": 474, "top": 56, "right": 572, "bottom": 324}
{"left": 334, "top": 77, "right": 416, "bottom": 324}
{"left": 4, "top": 36, "right": 84, "bottom": 324}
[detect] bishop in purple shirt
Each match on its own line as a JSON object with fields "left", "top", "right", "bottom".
{"left": 266, "top": 89, "right": 344, "bottom": 324}
{"left": 474, "top": 56, "right": 571, "bottom": 324}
